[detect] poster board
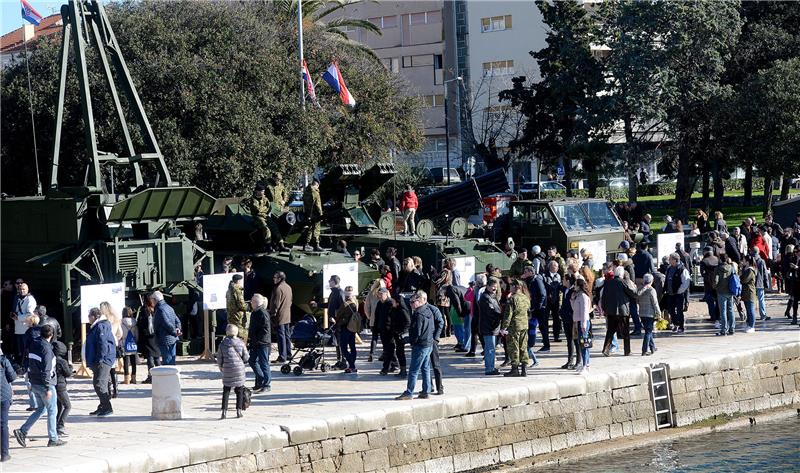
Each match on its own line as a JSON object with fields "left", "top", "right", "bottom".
{"left": 657, "top": 233, "right": 685, "bottom": 264}
{"left": 453, "top": 256, "right": 476, "bottom": 284}
{"left": 80, "top": 282, "right": 125, "bottom": 324}
{"left": 323, "top": 263, "right": 359, "bottom": 298}
{"left": 577, "top": 240, "right": 607, "bottom": 271}
{"left": 203, "top": 273, "right": 243, "bottom": 310}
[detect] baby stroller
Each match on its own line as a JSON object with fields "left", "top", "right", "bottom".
{"left": 280, "top": 315, "right": 334, "bottom": 376}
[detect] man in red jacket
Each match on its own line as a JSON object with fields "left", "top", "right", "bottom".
{"left": 399, "top": 184, "right": 418, "bottom": 236}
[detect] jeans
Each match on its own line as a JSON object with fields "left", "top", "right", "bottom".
{"left": 718, "top": 294, "right": 735, "bottom": 333}
{"left": 25, "top": 375, "right": 38, "bottom": 409}
{"left": 744, "top": 300, "right": 756, "bottom": 329}
{"left": 276, "top": 324, "right": 292, "bottom": 360}
{"left": 483, "top": 335, "right": 496, "bottom": 373}
{"left": 404, "top": 345, "right": 432, "bottom": 395}
{"left": 56, "top": 386, "right": 71, "bottom": 431}
{"left": 249, "top": 345, "right": 271, "bottom": 389}
{"left": 146, "top": 354, "right": 161, "bottom": 373}
{"left": 668, "top": 294, "right": 685, "bottom": 329}
{"left": 630, "top": 302, "right": 642, "bottom": 332}
{"left": 1, "top": 399, "right": 9, "bottom": 458}
{"left": 340, "top": 330, "right": 357, "bottom": 370}
{"left": 92, "top": 363, "right": 113, "bottom": 412}
{"left": 641, "top": 317, "right": 656, "bottom": 354}
{"left": 611, "top": 334, "right": 619, "bottom": 352}
{"left": 577, "top": 322, "right": 591, "bottom": 367}
{"left": 461, "top": 315, "right": 472, "bottom": 352}
{"left": 122, "top": 354, "right": 137, "bottom": 378}
{"left": 453, "top": 324, "right": 465, "bottom": 349}
{"left": 21, "top": 385, "right": 58, "bottom": 441}
{"left": 756, "top": 288, "right": 767, "bottom": 319}
{"left": 704, "top": 289, "right": 719, "bottom": 321}
{"left": 159, "top": 342, "right": 176, "bottom": 365}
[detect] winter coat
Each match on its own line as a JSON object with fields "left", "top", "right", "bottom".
{"left": 136, "top": 310, "right": 161, "bottom": 358}
{"left": 713, "top": 263, "right": 735, "bottom": 296}
{"left": 542, "top": 272, "right": 562, "bottom": 309}
{"left": 399, "top": 190, "right": 418, "bottom": 211}
{"left": 637, "top": 286, "right": 660, "bottom": 318}
{"left": 397, "top": 270, "right": 424, "bottom": 293}
{"left": 632, "top": 250, "right": 656, "bottom": 278}
{"left": 526, "top": 275, "right": 547, "bottom": 313}
{"left": 121, "top": 316, "right": 138, "bottom": 356}
{"left": 724, "top": 236, "right": 741, "bottom": 263}
{"left": 28, "top": 336, "right": 56, "bottom": 387}
{"left": 248, "top": 308, "right": 271, "bottom": 347}
{"left": 373, "top": 299, "right": 393, "bottom": 334}
{"left": 570, "top": 292, "right": 591, "bottom": 324}
{"left": 270, "top": 281, "right": 293, "bottom": 326}
{"left": 501, "top": 293, "right": 530, "bottom": 332}
{"left": 0, "top": 355, "right": 17, "bottom": 402}
{"left": 85, "top": 317, "right": 116, "bottom": 368}
{"left": 408, "top": 304, "right": 435, "bottom": 347}
{"left": 39, "top": 315, "right": 62, "bottom": 340}
{"left": 479, "top": 294, "right": 503, "bottom": 336}
{"left": 665, "top": 264, "right": 690, "bottom": 295}
{"left": 510, "top": 257, "right": 531, "bottom": 278}
{"left": 601, "top": 277, "right": 637, "bottom": 317}
{"left": 389, "top": 303, "right": 411, "bottom": 337}
{"left": 428, "top": 304, "right": 445, "bottom": 342}
{"left": 218, "top": 336, "right": 249, "bottom": 388}
{"left": 52, "top": 341, "right": 72, "bottom": 390}
{"left": 753, "top": 255, "right": 769, "bottom": 290}
{"left": 327, "top": 287, "right": 345, "bottom": 320}
{"left": 153, "top": 300, "right": 182, "bottom": 347}
{"left": 740, "top": 266, "right": 757, "bottom": 302}
{"left": 700, "top": 255, "right": 719, "bottom": 289}
{"left": 226, "top": 284, "right": 248, "bottom": 339}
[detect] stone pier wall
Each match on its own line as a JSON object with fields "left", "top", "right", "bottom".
{"left": 161, "top": 342, "right": 800, "bottom": 473}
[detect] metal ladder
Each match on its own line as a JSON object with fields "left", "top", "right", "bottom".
{"left": 648, "top": 363, "right": 675, "bottom": 430}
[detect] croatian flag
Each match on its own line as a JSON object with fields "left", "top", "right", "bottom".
{"left": 321, "top": 62, "right": 356, "bottom": 107}
{"left": 21, "top": 0, "right": 43, "bottom": 26}
{"left": 302, "top": 60, "right": 317, "bottom": 102}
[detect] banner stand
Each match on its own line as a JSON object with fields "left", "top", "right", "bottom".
{"left": 75, "top": 323, "right": 92, "bottom": 378}
{"left": 197, "top": 309, "right": 214, "bottom": 361}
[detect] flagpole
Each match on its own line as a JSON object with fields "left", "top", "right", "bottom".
{"left": 298, "top": 0, "right": 305, "bottom": 110}
{"left": 22, "top": 21, "right": 43, "bottom": 196}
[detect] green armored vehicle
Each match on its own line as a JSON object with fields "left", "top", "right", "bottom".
{"left": 504, "top": 198, "right": 625, "bottom": 268}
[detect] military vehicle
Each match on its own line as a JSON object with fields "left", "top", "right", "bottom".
{"left": 1, "top": 0, "right": 214, "bottom": 348}
{"left": 502, "top": 198, "right": 626, "bottom": 266}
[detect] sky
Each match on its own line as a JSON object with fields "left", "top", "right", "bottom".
{"left": 1, "top": 0, "right": 63, "bottom": 36}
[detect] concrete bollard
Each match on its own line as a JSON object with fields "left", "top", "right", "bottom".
{"left": 151, "top": 366, "right": 183, "bottom": 420}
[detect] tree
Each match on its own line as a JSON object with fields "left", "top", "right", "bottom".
{"left": 595, "top": 0, "right": 669, "bottom": 203}
{"left": 501, "top": 0, "right": 611, "bottom": 196}
{"left": 660, "top": 2, "right": 742, "bottom": 220}
{"left": 1, "top": 0, "right": 423, "bottom": 198}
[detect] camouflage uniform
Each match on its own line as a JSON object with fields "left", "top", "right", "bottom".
{"left": 301, "top": 184, "right": 323, "bottom": 247}
{"left": 243, "top": 194, "right": 272, "bottom": 245}
{"left": 266, "top": 182, "right": 287, "bottom": 209}
{"left": 501, "top": 291, "right": 531, "bottom": 366}
{"left": 509, "top": 257, "right": 532, "bottom": 278}
{"left": 226, "top": 283, "right": 248, "bottom": 340}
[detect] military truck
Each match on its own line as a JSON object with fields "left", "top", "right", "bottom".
{"left": 503, "top": 198, "right": 626, "bottom": 266}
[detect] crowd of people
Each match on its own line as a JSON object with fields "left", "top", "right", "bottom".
{"left": 0, "top": 208, "right": 797, "bottom": 455}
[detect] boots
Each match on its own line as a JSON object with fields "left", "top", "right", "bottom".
{"left": 220, "top": 390, "right": 230, "bottom": 420}
{"left": 123, "top": 375, "right": 131, "bottom": 385}
{"left": 504, "top": 364, "right": 521, "bottom": 377}
{"left": 130, "top": 375, "right": 137, "bottom": 385}
{"left": 235, "top": 387, "right": 244, "bottom": 418}
{"left": 521, "top": 364, "right": 527, "bottom": 377}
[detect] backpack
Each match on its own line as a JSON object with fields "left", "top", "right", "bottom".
{"left": 124, "top": 330, "right": 138, "bottom": 353}
{"left": 729, "top": 272, "right": 742, "bottom": 297}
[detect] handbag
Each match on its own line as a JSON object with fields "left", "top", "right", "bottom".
{"left": 124, "top": 330, "right": 138, "bottom": 353}
{"left": 241, "top": 386, "right": 252, "bottom": 410}
{"left": 580, "top": 329, "right": 593, "bottom": 348}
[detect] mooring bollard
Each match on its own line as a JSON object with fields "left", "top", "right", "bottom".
{"left": 151, "top": 366, "right": 182, "bottom": 420}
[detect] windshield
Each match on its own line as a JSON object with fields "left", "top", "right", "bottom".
{"left": 552, "top": 204, "right": 591, "bottom": 232}
{"left": 580, "top": 201, "right": 621, "bottom": 228}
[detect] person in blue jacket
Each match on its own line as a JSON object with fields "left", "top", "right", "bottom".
{"left": 148, "top": 291, "right": 181, "bottom": 366}
{"left": 85, "top": 307, "right": 116, "bottom": 417}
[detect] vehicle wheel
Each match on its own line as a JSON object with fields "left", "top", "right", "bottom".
{"left": 280, "top": 364, "right": 291, "bottom": 375}
{"left": 293, "top": 366, "right": 303, "bottom": 376}
{"left": 320, "top": 362, "right": 330, "bottom": 373}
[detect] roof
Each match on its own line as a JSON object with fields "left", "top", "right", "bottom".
{"left": 0, "top": 13, "right": 62, "bottom": 55}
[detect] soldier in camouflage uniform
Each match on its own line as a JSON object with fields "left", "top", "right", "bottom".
{"left": 265, "top": 173, "right": 287, "bottom": 210}
{"left": 226, "top": 274, "right": 248, "bottom": 340}
{"left": 301, "top": 179, "right": 324, "bottom": 251}
{"left": 242, "top": 184, "right": 273, "bottom": 252}
{"left": 501, "top": 279, "right": 531, "bottom": 377}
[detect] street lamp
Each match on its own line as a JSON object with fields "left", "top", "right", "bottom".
{"left": 444, "top": 76, "right": 463, "bottom": 185}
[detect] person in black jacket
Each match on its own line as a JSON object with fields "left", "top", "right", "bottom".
{"left": 0, "top": 348, "right": 17, "bottom": 462}
{"left": 540, "top": 261, "right": 562, "bottom": 351}
{"left": 385, "top": 247, "right": 402, "bottom": 287}
{"left": 247, "top": 294, "right": 271, "bottom": 393}
{"left": 52, "top": 341, "right": 71, "bottom": 438}
{"left": 396, "top": 291, "right": 435, "bottom": 400}
{"left": 389, "top": 295, "right": 411, "bottom": 377}
{"left": 601, "top": 267, "right": 638, "bottom": 357}
{"left": 14, "top": 325, "right": 65, "bottom": 448}
{"left": 479, "top": 280, "right": 503, "bottom": 375}
{"left": 374, "top": 289, "right": 397, "bottom": 375}
{"left": 522, "top": 266, "right": 545, "bottom": 367}
{"left": 426, "top": 300, "right": 446, "bottom": 395}
{"left": 136, "top": 305, "right": 161, "bottom": 384}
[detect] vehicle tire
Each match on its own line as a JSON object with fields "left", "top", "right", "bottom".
{"left": 293, "top": 366, "right": 303, "bottom": 376}
{"left": 280, "top": 364, "right": 291, "bottom": 375}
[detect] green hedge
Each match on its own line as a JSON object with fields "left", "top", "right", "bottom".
{"left": 525, "top": 178, "right": 764, "bottom": 200}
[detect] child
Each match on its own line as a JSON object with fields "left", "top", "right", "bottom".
{"left": 121, "top": 307, "right": 138, "bottom": 384}
{"left": 52, "top": 341, "right": 72, "bottom": 438}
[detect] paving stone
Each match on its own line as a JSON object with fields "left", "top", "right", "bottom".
{"left": 452, "top": 452, "right": 472, "bottom": 472}
{"left": 550, "top": 433, "right": 568, "bottom": 451}
{"left": 557, "top": 377, "right": 588, "bottom": 397}
{"left": 437, "top": 417, "right": 464, "bottom": 436}
{"left": 342, "top": 433, "right": 370, "bottom": 455}
{"left": 393, "top": 424, "right": 421, "bottom": 444}
{"left": 326, "top": 414, "right": 360, "bottom": 438}
{"left": 363, "top": 448, "right": 390, "bottom": 472}
{"left": 338, "top": 453, "right": 364, "bottom": 472}
{"left": 283, "top": 420, "right": 330, "bottom": 445}
{"left": 469, "top": 448, "right": 499, "bottom": 468}
{"left": 460, "top": 412, "right": 487, "bottom": 432}
{"left": 424, "top": 456, "right": 454, "bottom": 473}
{"left": 498, "top": 386, "right": 530, "bottom": 407}
{"left": 411, "top": 401, "right": 445, "bottom": 424}
{"left": 443, "top": 396, "right": 470, "bottom": 418}
{"left": 418, "top": 421, "right": 439, "bottom": 440}
{"left": 357, "top": 410, "right": 388, "bottom": 433}
{"left": 320, "top": 439, "right": 342, "bottom": 459}
{"left": 368, "top": 430, "right": 395, "bottom": 450}
{"left": 467, "top": 390, "right": 500, "bottom": 412}
{"left": 528, "top": 382, "right": 559, "bottom": 402}
{"left": 310, "top": 458, "right": 336, "bottom": 473}
{"left": 499, "top": 444, "right": 514, "bottom": 463}
{"left": 530, "top": 437, "right": 551, "bottom": 455}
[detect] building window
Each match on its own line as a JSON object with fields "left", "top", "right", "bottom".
{"left": 409, "top": 10, "right": 442, "bottom": 25}
{"left": 422, "top": 94, "right": 445, "bottom": 107}
{"left": 341, "top": 24, "right": 357, "bottom": 33}
{"left": 402, "top": 56, "right": 412, "bottom": 68}
{"left": 425, "top": 138, "right": 448, "bottom": 152}
{"left": 411, "top": 55, "right": 434, "bottom": 67}
{"left": 382, "top": 57, "right": 400, "bottom": 73}
{"left": 481, "top": 15, "right": 512, "bottom": 33}
{"left": 433, "top": 54, "right": 444, "bottom": 85}
{"left": 369, "top": 15, "right": 398, "bottom": 29}
{"left": 482, "top": 60, "right": 515, "bottom": 76}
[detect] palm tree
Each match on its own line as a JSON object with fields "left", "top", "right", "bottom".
{"left": 275, "top": 0, "right": 382, "bottom": 60}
